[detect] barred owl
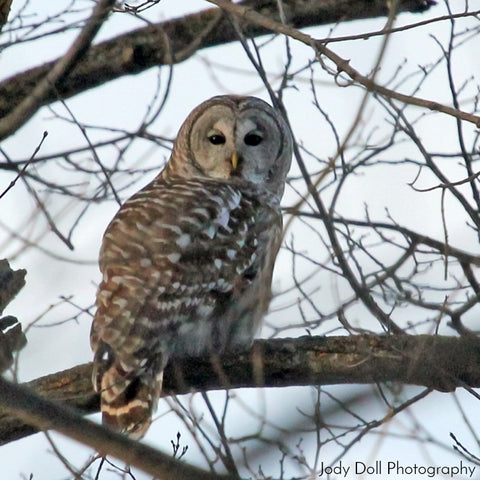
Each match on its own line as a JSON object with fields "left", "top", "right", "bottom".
{"left": 90, "top": 95, "right": 293, "bottom": 437}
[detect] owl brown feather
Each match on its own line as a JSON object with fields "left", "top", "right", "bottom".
{"left": 91, "top": 96, "right": 292, "bottom": 436}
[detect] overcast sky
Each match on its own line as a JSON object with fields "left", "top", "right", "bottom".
{"left": 1, "top": 1, "right": 480, "bottom": 479}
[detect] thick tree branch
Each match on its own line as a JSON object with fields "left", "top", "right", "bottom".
{"left": 209, "top": 0, "right": 480, "bottom": 127}
{"left": 0, "top": 0, "right": 435, "bottom": 123}
{"left": 0, "top": 377, "right": 234, "bottom": 480}
{"left": 0, "top": 259, "right": 25, "bottom": 315}
{"left": 1, "top": 334, "right": 479, "bottom": 446}
{"left": 0, "top": 0, "right": 116, "bottom": 141}
{"left": 0, "top": 0, "right": 12, "bottom": 33}
{"left": 0, "top": 260, "right": 26, "bottom": 373}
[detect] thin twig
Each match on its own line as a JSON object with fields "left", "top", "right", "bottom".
{"left": 0, "top": 131, "right": 48, "bottom": 200}
{"left": 208, "top": 0, "right": 480, "bottom": 128}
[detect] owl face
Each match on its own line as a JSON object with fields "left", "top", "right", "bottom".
{"left": 171, "top": 96, "right": 292, "bottom": 198}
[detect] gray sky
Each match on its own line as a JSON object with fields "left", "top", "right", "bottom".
{"left": 1, "top": 1, "right": 480, "bottom": 478}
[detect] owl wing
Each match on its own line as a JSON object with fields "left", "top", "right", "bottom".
{"left": 91, "top": 177, "right": 281, "bottom": 434}
{"left": 91, "top": 177, "right": 280, "bottom": 377}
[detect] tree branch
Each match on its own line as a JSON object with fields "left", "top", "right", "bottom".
{"left": 0, "top": 0, "right": 435, "bottom": 123}
{"left": 0, "top": 0, "right": 117, "bottom": 141}
{"left": 1, "top": 334, "right": 479, "bottom": 446}
{"left": 0, "top": 259, "right": 26, "bottom": 315}
{"left": 0, "top": 260, "right": 26, "bottom": 373}
{"left": 0, "top": 0, "right": 12, "bottom": 33}
{"left": 209, "top": 0, "right": 480, "bottom": 128}
{"left": 0, "top": 376, "right": 234, "bottom": 480}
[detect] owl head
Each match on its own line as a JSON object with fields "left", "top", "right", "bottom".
{"left": 165, "top": 95, "right": 293, "bottom": 199}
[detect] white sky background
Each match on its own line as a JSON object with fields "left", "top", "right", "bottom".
{"left": 1, "top": 1, "right": 480, "bottom": 479}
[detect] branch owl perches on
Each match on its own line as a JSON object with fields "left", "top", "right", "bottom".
{"left": 90, "top": 95, "right": 293, "bottom": 437}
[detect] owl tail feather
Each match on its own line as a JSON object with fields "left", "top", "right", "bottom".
{"left": 99, "top": 365, "right": 163, "bottom": 439}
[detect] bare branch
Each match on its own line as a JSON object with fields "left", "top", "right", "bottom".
{"left": 0, "top": 0, "right": 117, "bottom": 141}
{"left": 0, "top": 131, "right": 48, "bottom": 201}
{"left": 1, "top": 334, "right": 479, "bottom": 446}
{"left": 0, "top": 260, "right": 26, "bottom": 374}
{"left": 0, "top": 0, "right": 436, "bottom": 123}
{"left": 0, "top": 259, "right": 26, "bottom": 315}
{"left": 0, "top": 376, "right": 234, "bottom": 480}
{"left": 209, "top": 0, "right": 480, "bottom": 127}
{"left": 0, "top": 0, "right": 12, "bottom": 32}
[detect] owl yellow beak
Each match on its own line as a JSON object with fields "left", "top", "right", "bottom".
{"left": 231, "top": 152, "right": 239, "bottom": 170}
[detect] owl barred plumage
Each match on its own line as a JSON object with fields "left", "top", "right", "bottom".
{"left": 90, "top": 95, "right": 293, "bottom": 437}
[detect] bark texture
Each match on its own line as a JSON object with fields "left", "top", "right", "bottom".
{"left": 0, "top": 0, "right": 435, "bottom": 121}
{"left": 0, "top": 333, "right": 478, "bottom": 446}
{"left": 0, "top": 260, "right": 26, "bottom": 373}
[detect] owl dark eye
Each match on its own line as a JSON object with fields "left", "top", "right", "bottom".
{"left": 208, "top": 134, "right": 226, "bottom": 145}
{"left": 244, "top": 132, "right": 263, "bottom": 146}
